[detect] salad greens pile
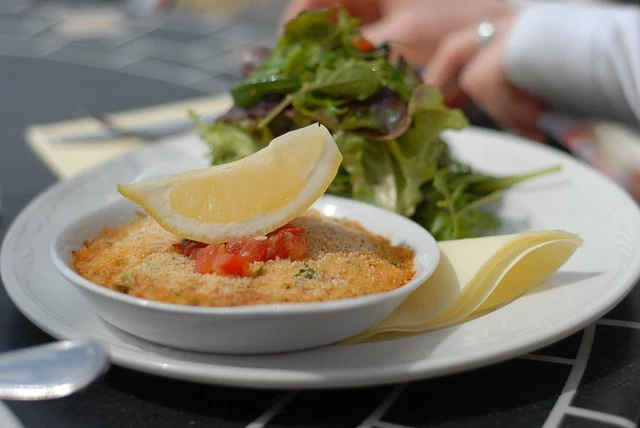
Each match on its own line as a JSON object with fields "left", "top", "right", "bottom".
{"left": 190, "top": 7, "right": 558, "bottom": 241}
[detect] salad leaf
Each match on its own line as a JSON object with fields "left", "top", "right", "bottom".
{"left": 396, "top": 57, "right": 422, "bottom": 93}
{"left": 309, "top": 61, "right": 381, "bottom": 99}
{"left": 414, "top": 169, "right": 505, "bottom": 241}
{"left": 375, "top": 59, "right": 415, "bottom": 101}
{"left": 383, "top": 86, "right": 468, "bottom": 217}
{"left": 341, "top": 90, "right": 410, "bottom": 140}
{"left": 190, "top": 7, "right": 560, "bottom": 240}
{"left": 281, "top": 8, "right": 336, "bottom": 42}
{"left": 191, "top": 111, "right": 262, "bottom": 164}
{"left": 333, "top": 132, "right": 375, "bottom": 203}
{"left": 230, "top": 75, "right": 301, "bottom": 108}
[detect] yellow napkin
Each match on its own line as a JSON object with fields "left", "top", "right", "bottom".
{"left": 24, "top": 94, "right": 232, "bottom": 179}
{"left": 343, "top": 230, "right": 582, "bottom": 344}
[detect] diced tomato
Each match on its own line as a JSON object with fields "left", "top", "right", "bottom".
{"left": 284, "top": 232, "right": 308, "bottom": 260}
{"left": 264, "top": 229, "right": 308, "bottom": 261}
{"left": 352, "top": 35, "right": 375, "bottom": 52}
{"left": 174, "top": 223, "right": 308, "bottom": 276}
{"left": 193, "top": 244, "right": 253, "bottom": 276}
{"left": 226, "top": 238, "right": 267, "bottom": 262}
{"left": 213, "top": 252, "right": 252, "bottom": 276}
{"left": 173, "top": 240, "right": 207, "bottom": 259}
{"left": 193, "top": 244, "right": 224, "bottom": 275}
{"left": 185, "top": 241, "right": 207, "bottom": 257}
{"left": 263, "top": 235, "right": 279, "bottom": 261}
{"left": 270, "top": 223, "right": 305, "bottom": 236}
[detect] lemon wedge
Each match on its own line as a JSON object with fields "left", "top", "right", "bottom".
{"left": 117, "top": 123, "right": 343, "bottom": 244}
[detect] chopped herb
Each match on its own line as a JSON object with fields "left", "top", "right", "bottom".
{"left": 114, "top": 285, "right": 131, "bottom": 294}
{"left": 189, "top": 297, "right": 200, "bottom": 306}
{"left": 295, "top": 264, "right": 316, "bottom": 279}
{"left": 119, "top": 272, "right": 135, "bottom": 284}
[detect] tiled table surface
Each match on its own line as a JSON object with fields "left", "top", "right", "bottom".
{"left": 1, "top": 1, "right": 640, "bottom": 427}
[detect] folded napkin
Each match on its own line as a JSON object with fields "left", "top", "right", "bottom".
{"left": 25, "top": 95, "right": 232, "bottom": 179}
{"left": 343, "top": 230, "right": 582, "bottom": 344}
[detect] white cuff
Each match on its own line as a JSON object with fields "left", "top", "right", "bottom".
{"left": 504, "top": 2, "right": 640, "bottom": 125}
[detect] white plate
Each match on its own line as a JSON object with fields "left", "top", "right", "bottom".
{"left": 2, "top": 126, "right": 640, "bottom": 389}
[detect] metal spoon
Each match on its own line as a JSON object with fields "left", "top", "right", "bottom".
{"left": 0, "top": 339, "right": 110, "bottom": 400}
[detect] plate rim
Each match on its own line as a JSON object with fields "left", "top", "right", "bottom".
{"left": 3, "top": 125, "right": 640, "bottom": 389}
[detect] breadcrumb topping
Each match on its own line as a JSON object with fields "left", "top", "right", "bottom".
{"left": 72, "top": 209, "right": 416, "bottom": 307}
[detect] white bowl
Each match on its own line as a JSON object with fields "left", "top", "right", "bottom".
{"left": 50, "top": 194, "right": 440, "bottom": 355}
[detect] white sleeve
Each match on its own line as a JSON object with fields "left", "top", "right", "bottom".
{"left": 503, "top": 1, "right": 640, "bottom": 126}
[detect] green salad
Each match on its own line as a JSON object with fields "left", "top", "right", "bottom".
{"left": 190, "top": 7, "right": 558, "bottom": 241}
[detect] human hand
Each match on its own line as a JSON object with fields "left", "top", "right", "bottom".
{"left": 423, "top": 10, "right": 547, "bottom": 141}
{"left": 279, "top": 0, "right": 511, "bottom": 66}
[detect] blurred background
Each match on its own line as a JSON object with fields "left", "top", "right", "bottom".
{"left": 3, "top": 0, "right": 640, "bottom": 201}
{"left": 1, "top": 0, "right": 289, "bottom": 110}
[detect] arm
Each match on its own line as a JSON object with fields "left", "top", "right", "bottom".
{"left": 504, "top": 1, "right": 640, "bottom": 125}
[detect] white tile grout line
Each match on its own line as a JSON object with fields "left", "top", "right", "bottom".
{"left": 598, "top": 319, "right": 640, "bottom": 330}
{"left": 541, "top": 324, "right": 595, "bottom": 428}
{"left": 36, "top": 40, "right": 67, "bottom": 57}
{"left": 566, "top": 407, "right": 637, "bottom": 428}
{"left": 2, "top": 2, "right": 30, "bottom": 14}
{"left": 108, "top": 54, "right": 147, "bottom": 70}
{"left": 375, "top": 421, "right": 415, "bottom": 428}
{"left": 357, "top": 383, "right": 408, "bottom": 428}
{"left": 22, "top": 19, "right": 58, "bottom": 39}
{"left": 1, "top": 49, "right": 225, "bottom": 96}
{"left": 243, "top": 390, "right": 298, "bottom": 428}
{"left": 107, "top": 27, "right": 157, "bottom": 49}
{"left": 0, "top": 44, "right": 188, "bottom": 88}
{"left": 520, "top": 354, "right": 576, "bottom": 365}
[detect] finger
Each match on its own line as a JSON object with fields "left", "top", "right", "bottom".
{"left": 507, "top": 89, "right": 547, "bottom": 141}
{"left": 359, "top": 10, "right": 436, "bottom": 65}
{"left": 359, "top": 14, "right": 418, "bottom": 54}
{"left": 447, "top": 16, "right": 547, "bottom": 141}
{"left": 470, "top": 83, "right": 545, "bottom": 139}
{"left": 443, "top": 87, "right": 471, "bottom": 110}
{"left": 461, "top": 67, "right": 546, "bottom": 140}
{"left": 422, "top": 27, "right": 480, "bottom": 90}
{"left": 420, "top": 27, "right": 479, "bottom": 113}
{"left": 358, "top": 17, "right": 395, "bottom": 44}
{"left": 437, "top": 78, "right": 472, "bottom": 109}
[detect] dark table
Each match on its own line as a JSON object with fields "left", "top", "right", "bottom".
{"left": 1, "top": 1, "right": 640, "bottom": 427}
